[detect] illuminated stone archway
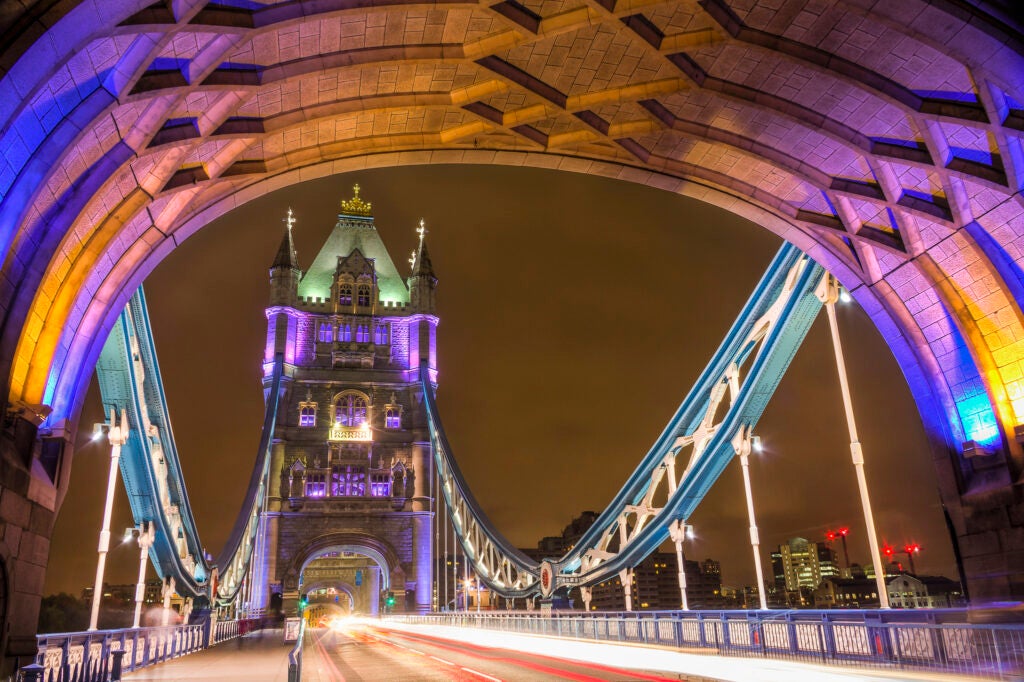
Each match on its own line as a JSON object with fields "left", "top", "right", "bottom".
{"left": 0, "top": 2, "right": 1022, "bottom": 656}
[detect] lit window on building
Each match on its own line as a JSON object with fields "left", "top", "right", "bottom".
{"left": 334, "top": 394, "right": 367, "bottom": 426}
{"left": 299, "top": 403, "right": 317, "bottom": 427}
{"left": 339, "top": 284, "right": 353, "bottom": 306}
{"left": 332, "top": 465, "right": 365, "bottom": 496}
{"left": 318, "top": 323, "right": 333, "bottom": 343}
{"left": 374, "top": 323, "right": 389, "bottom": 345}
{"left": 357, "top": 285, "right": 371, "bottom": 307}
{"left": 355, "top": 325, "right": 370, "bottom": 343}
{"left": 305, "top": 473, "right": 326, "bottom": 497}
{"left": 338, "top": 324, "right": 352, "bottom": 342}
{"left": 385, "top": 407, "right": 401, "bottom": 429}
{"left": 370, "top": 473, "right": 391, "bottom": 497}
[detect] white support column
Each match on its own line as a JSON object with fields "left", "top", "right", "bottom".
{"left": 89, "top": 409, "right": 128, "bottom": 631}
{"left": 669, "top": 520, "right": 690, "bottom": 611}
{"left": 161, "top": 576, "right": 176, "bottom": 626}
{"left": 133, "top": 522, "right": 156, "bottom": 628}
{"left": 619, "top": 569, "right": 633, "bottom": 612}
{"left": 732, "top": 427, "right": 768, "bottom": 610}
{"left": 816, "top": 274, "right": 890, "bottom": 608}
{"left": 580, "top": 586, "right": 592, "bottom": 612}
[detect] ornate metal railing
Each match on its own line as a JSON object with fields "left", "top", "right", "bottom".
{"left": 392, "top": 610, "right": 1024, "bottom": 679}
{"left": 26, "top": 618, "right": 265, "bottom": 682}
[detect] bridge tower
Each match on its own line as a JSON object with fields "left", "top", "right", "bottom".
{"left": 259, "top": 187, "right": 436, "bottom": 615}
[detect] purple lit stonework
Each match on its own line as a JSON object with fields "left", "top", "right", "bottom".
{"left": 256, "top": 186, "right": 437, "bottom": 616}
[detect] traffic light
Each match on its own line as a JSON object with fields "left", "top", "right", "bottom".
{"left": 299, "top": 595, "right": 308, "bottom": 611}
{"left": 385, "top": 592, "right": 395, "bottom": 608}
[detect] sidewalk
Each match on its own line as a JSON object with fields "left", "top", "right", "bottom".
{"left": 123, "top": 628, "right": 292, "bottom": 681}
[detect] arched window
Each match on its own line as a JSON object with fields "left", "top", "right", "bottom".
{"left": 355, "top": 324, "right": 370, "bottom": 343}
{"left": 305, "top": 473, "right": 326, "bottom": 497}
{"left": 385, "top": 407, "right": 401, "bottom": 429}
{"left": 299, "top": 403, "right": 317, "bottom": 427}
{"left": 317, "top": 323, "right": 333, "bottom": 343}
{"left": 334, "top": 394, "right": 368, "bottom": 426}
{"left": 338, "top": 284, "right": 353, "bottom": 306}
{"left": 357, "top": 284, "right": 371, "bottom": 307}
{"left": 338, "top": 324, "right": 352, "bottom": 343}
{"left": 374, "top": 323, "right": 389, "bottom": 345}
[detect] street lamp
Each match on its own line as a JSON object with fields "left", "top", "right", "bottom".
{"left": 815, "top": 274, "right": 890, "bottom": 609}
{"left": 88, "top": 409, "right": 128, "bottom": 631}
{"left": 732, "top": 426, "right": 768, "bottom": 610}
{"left": 125, "top": 522, "right": 156, "bottom": 628}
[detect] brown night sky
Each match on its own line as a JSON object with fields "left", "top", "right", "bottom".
{"left": 44, "top": 165, "right": 957, "bottom": 597}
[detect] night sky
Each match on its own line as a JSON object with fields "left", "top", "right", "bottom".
{"left": 44, "top": 165, "right": 957, "bottom": 597}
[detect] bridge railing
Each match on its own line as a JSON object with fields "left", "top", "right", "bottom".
{"left": 28, "top": 617, "right": 265, "bottom": 681}
{"left": 392, "top": 610, "right": 1024, "bottom": 679}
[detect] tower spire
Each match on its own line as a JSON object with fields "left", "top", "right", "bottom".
{"left": 409, "top": 218, "right": 437, "bottom": 313}
{"left": 272, "top": 207, "right": 299, "bottom": 270}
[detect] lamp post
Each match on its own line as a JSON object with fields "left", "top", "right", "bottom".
{"left": 732, "top": 426, "right": 768, "bottom": 610}
{"left": 815, "top": 274, "right": 890, "bottom": 609}
{"left": 88, "top": 409, "right": 128, "bottom": 631}
{"left": 127, "top": 522, "right": 156, "bottom": 628}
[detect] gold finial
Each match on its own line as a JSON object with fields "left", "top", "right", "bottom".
{"left": 340, "top": 184, "right": 373, "bottom": 217}
{"left": 417, "top": 218, "right": 427, "bottom": 244}
{"left": 409, "top": 249, "right": 417, "bottom": 271}
{"left": 283, "top": 207, "right": 296, "bottom": 232}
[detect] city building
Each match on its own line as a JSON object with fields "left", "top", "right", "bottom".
{"left": 812, "top": 578, "right": 881, "bottom": 608}
{"left": 887, "top": 575, "right": 966, "bottom": 608}
{"left": 260, "top": 187, "right": 437, "bottom": 615}
{"left": 772, "top": 537, "right": 841, "bottom": 592}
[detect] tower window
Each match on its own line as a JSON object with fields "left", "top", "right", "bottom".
{"left": 318, "top": 323, "right": 333, "bottom": 343}
{"left": 331, "top": 465, "right": 365, "bottom": 496}
{"left": 305, "top": 473, "right": 326, "bottom": 498}
{"left": 338, "top": 324, "right": 352, "bottom": 343}
{"left": 374, "top": 323, "right": 389, "bottom": 345}
{"left": 357, "top": 285, "right": 371, "bottom": 307}
{"left": 339, "top": 284, "right": 353, "bottom": 306}
{"left": 355, "top": 325, "right": 370, "bottom": 343}
{"left": 334, "top": 394, "right": 367, "bottom": 426}
{"left": 370, "top": 473, "right": 390, "bottom": 497}
{"left": 299, "top": 403, "right": 317, "bottom": 427}
{"left": 385, "top": 407, "right": 401, "bottom": 429}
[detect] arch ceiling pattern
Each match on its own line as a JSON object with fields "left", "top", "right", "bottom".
{"left": 0, "top": 0, "right": 1022, "bottom": 593}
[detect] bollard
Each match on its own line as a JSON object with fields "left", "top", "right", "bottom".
{"left": 111, "top": 647, "right": 126, "bottom": 681}
{"left": 19, "top": 663, "right": 45, "bottom": 682}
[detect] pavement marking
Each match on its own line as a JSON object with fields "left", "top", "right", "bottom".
{"left": 429, "top": 655, "right": 455, "bottom": 666}
{"left": 461, "top": 666, "right": 502, "bottom": 682}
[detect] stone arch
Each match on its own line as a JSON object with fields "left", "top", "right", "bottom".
{"left": 302, "top": 581, "right": 357, "bottom": 613}
{"left": 0, "top": 0, "right": 1022, "bottom": 603}
{"left": 285, "top": 532, "right": 402, "bottom": 593}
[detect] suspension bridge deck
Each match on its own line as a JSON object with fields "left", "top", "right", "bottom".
{"left": 118, "top": 622, "right": 984, "bottom": 682}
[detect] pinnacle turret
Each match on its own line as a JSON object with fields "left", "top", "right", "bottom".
{"left": 408, "top": 218, "right": 437, "bottom": 314}
{"left": 269, "top": 207, "right": 301, "bottom": 305}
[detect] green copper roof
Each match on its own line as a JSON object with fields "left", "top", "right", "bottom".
{"left": 298, "top": 214, "right": 410, "bottom": 304}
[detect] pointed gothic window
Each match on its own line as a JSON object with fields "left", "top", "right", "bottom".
{"left": 370, "top": 473, "right": 390, "bottom": 497}
{"left": 339, "top": 284, "right": 353, "bottom": 306}
{"left": 334, "top": 394, "right": 368, "bottom": 426}
{"left": 374, "top": 323, "right": 389, "bottom": 345}
{"left": 299, "top": 404, "right": 317, "bottom": 427}
{"left": 385, "top": 407, "right": 401, "bottom": 429}
{"left": 355, "top": 324, "right": 370, "bottom": 343}
{"left": 357, "top": 285, "right": 371, "bottom": 307}
{"left": 338, "top": 323, "right": 352, "bottom": 343}
{"left": 317, "top": 323, "right": 333, "bottom": 343}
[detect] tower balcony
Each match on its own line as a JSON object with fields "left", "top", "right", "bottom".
{"left": 328, "top": 424, "right": 373, "bottom": 442}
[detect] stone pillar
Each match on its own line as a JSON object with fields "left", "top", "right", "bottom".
{"left": 369, "top": 566, "right": 380, "bottom": 616}
{"left": 411, "top": 441, "right": 433, "bottom": 613}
